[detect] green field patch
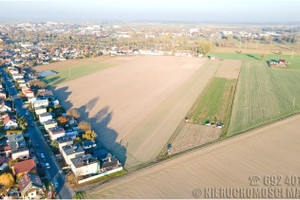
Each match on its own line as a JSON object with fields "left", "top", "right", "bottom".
{"left": 189, "top": 77, "right": 237, "bottom": 132}
{"left": 207, "top": 52, "right": 300, "bottom": 70}
{"left": 43, "top": 61, "right": 115, "bottom": 86}
{"left": 228, "top": 61, "right": 300, "bottom": 135}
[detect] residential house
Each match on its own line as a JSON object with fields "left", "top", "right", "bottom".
{"left": 65, "top": 128, "right": 79, "bottom": 139}
{"left": 175, "top": 50, "right": 192, "bottom": 57}
{"left": 38, "top": 90, "right": 53, "bottom": 98}
{"left": 34, "top": 106, "right": 47, "bottom": 115}
{"left": 7, "top": 133, "right": 29, "bottom": 160}
{"left": 0, "top": 100, "right": 12, "bottom": 113}
{"left": 57, "top": 136, "right": 73, "bottom": 151}
{"left": 12, "top": 159, "right": 37, "bottom": 177}
{"left": 2, "top": 113, "right": 18, "bottom": 130}
{"left": 61, "top": 143, "right": 85, "bottom": 166}
{"left": 18, "top": 172, "right": 44, "bottom": 199}
{"left": 19, "top": 82, "right": 27, "bottom": 88}
{"left": 9, "top": 69, "right": 19, "bottom": 75}
{"left": 12, "top": 148, "right": 30, "bottom": 160}
{"left": 23, "top": 89, "right": 35, "bottom": 98}
{"left": 38, "top": 112, "right": 52, "bottom": 125}
{"left": 33, "top": 99, "right": 49, "bottom": 108}
{"left": 0, "top": 91, "right": 6, "bottom": 100}
{"left": 48, "top": 126, "right": 65, "bottom": 140}
{"left": 100, "top": 153, "right": 122, "bottom": 173}
{"left": 70, "top": 154, "right": 100, "bottom": 177}
{"left": 44, "top": 119, "right": 57, "bottom": 131}
{"left": 82, "top": 140, "right": 97, "bottom": 150}
{"left": 12, "top": 73, "right": 24, "bottom": 80}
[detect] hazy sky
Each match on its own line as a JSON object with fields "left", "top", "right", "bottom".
{"left": 0, "top": 0, "right": 299, "bottom": 23}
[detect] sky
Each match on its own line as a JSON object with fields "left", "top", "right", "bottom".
{"left": 0, "top": 0, "right": 299, "bottom": 23}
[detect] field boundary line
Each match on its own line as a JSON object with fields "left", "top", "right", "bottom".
{"left": 155, "top": 60, "right": 220, "bottom": 159}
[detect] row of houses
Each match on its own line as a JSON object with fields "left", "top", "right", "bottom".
{"left": 0, "top": 71, "right": 46, "bottom": 199}
{"left": 110, "top": 48, "right": 194, "bottom": 57}
{"left": 25, "top": 80, "right": 123, "bottom": 181}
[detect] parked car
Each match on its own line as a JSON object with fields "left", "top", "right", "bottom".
{"left": 45, "top": 163, "right": 50, "bottom": 169}
{"left": 53, "top": 179, "right": 59, "bottom": 188}
{"left": 41, "top": 153, "right": 46, "bottom": 161}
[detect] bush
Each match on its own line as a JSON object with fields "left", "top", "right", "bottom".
{"left": 77, "top": 121, "right": 91, "bottom": 132}
{"left": 74, "top": 191, "right": 85, "bottom": 199}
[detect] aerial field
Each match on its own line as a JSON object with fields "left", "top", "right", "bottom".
{"left": 161, "top": 59, "right": 241, "bottom": 156}
{"left": 85, "top": 114, "right": 300, "bottom": 199}
{"left": 35, "top": 56, "right": 139, "bottom": 86}
{"left": 228, "top": 60, "right": 300, "bottom": 135}
{"left": 52, "top": 56, "right": 216, "bottom": 168}
{"left": 43, "top": 62, "right": 115, "bottom": 86}
{"left": 168, "top": 124, "right": 222, "bottom": 155}
{"left": 208, "top": 52, "right": 300, "bottom": 69}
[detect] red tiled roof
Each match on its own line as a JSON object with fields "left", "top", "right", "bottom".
{"left": 4, "top": 146, "right": 11, "bottom": 150}
{"left": 23, "top": 89, "right": 34, "bottom": 94}
{"left": 3, "top": 114, "right": 15, "bottom": 125}
{"left": 13, "top": 159, "right": 37, "bottom": 175}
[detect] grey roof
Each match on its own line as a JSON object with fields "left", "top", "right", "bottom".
{"left": 44, "top": 119, "right": 57, "bottom": 125}
{"left": 34, "top": 106, "right": 47, "bottom": 111}
{"left": 71, "top": 154, "right": 99, "bottom": 168}
{"left": 18, "top": 172, "right": 43, "bottom": 196}
{"left": 82, "top": 140, "right": 96, "bottom": 147}
{"left": 62, "top": 143, "right": 84, "bottom": 156}
{"left": 49, "top": 127, "right": 65, "bottom": 135}
{"left": 11, "top": 147, "right": 29, "bottom": 154}
{"left": 7, "top": 133, "right": 26, "bottom": 150}
{"left": 57, "top": 136, "right": 73, "bottom": 144}
{"left": 38, "top": 112, "right": 52, "bottom": 118}
{"left": 101, "top": 158, "right": 120, "bottom": 170}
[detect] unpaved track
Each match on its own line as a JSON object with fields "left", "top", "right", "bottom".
{"left": 85, "top": 114, "right": 300, "bottom": 199}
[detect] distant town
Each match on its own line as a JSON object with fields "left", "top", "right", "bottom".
{"left": 0, "top": 21, "right": 297, "bottom": 68}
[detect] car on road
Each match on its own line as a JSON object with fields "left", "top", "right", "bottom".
{"left": 41, "top": 153, "right": 46, "bottom": 161}
{"left": 53, "top": 179, "right": 59, "bottom": 188}
{"left": 45, "top": 163, "right": 51, "bottom": 169}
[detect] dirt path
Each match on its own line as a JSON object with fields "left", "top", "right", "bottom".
{"left": 85, "top": 114, "right": 300, "bottom": 199}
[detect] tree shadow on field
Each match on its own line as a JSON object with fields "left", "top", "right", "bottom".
{"left": 246, "top": 54, "right": 260, "bottom": 60}
{"left": 51, "top": 86, "right": 127, "bottom": 165}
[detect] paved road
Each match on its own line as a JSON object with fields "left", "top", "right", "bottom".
{"left": 1, "top": 68, "right": 74, "bottom": 199}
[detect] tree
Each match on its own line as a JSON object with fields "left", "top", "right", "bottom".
{"left": 74, "top": 191, "right": 85, "bottom": 199}
{"left": 77, "top": 121, "right": 91, "bottom": 132}
{"left": 198, "top": 40, "right": 212, "bottom": 55}
{"left": 57, "top": 116, "right": 69, "bottom": 127}
{"left": 66, "top": 108, "right": 80, "bottom": 119}
{"left": 50, "top": 140, "right": 59, "bottom": 154}
{"left": 9, "top": 158, "right": 20, "bottom": 169}
{"left": 29, "top": 80, "right": 47, "bottom": 89}
{"left": 82, "top": 130, "right": 97, "bottom": 140}
{"left": 0, "top": 173, "right": 14, "bottom": 189}
{"left": 51, "top": 140, "right": 59, "bottom": 149}
{"left": 260, "top": 53, "right": 266, "bottom": 61}
{"left": 0, "top": 185, "right": 8, "bottom": 195}
{"left": 74, "top": 137, "right": 82, "bottom": 145}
